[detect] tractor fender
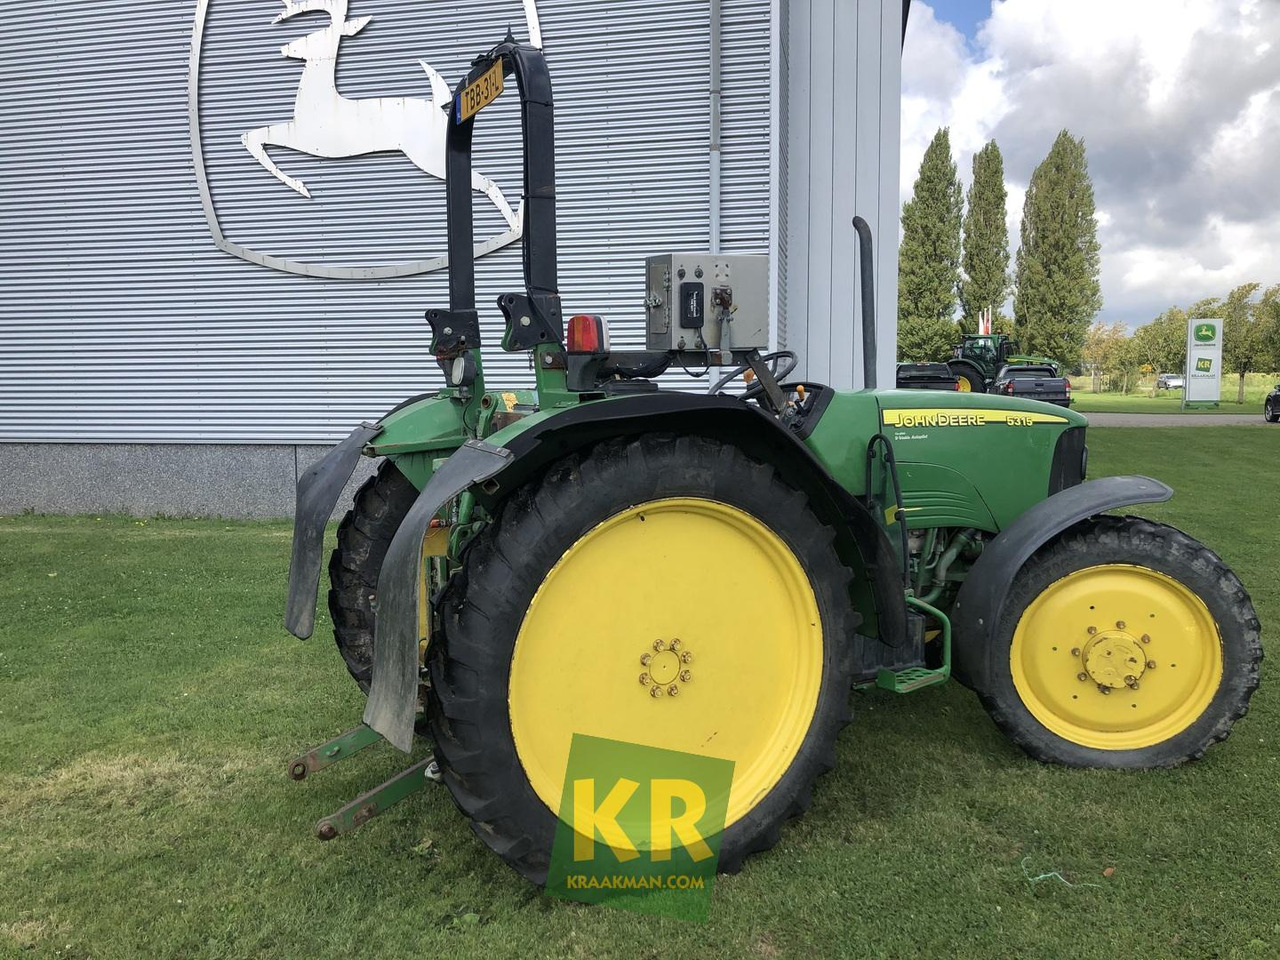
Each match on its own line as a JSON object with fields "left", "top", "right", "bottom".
{"left": 950, "top": 475, "right": 1174, "bottom": 692}
{"left": 365, "top": 440, "right": 514, "bottom": 751}
{"left": 286, "top": 421, "right": 383, "bottom": 640}
{"left": 479, "top": 392, "right": 909, "bottom": 651}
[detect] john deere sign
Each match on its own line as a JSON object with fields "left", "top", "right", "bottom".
{"left": 1184, "top": 319, "right": 1222, "bottom": 408}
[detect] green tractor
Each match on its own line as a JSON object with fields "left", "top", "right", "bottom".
{"left": 284, "top": 40, "right": 1261, "bottom": 882}
{"left": 948, "top": 333, "right": 1058, "bottom": 393}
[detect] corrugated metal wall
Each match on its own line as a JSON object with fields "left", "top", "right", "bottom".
{"left": 0, "top": 0, "right": 771, "bottom": 444}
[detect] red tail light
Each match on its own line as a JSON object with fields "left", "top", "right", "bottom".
{"left": 1065, "top": 379, "right": 1072, "bottom": 392}
{"left": 567, "top": 314, "right": 609, "bottom": 354}
{"left": 1004, "top": 382, "right": 1014, "bottom": 394}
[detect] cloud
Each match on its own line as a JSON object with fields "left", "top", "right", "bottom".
{"left": 902, "top": 0, "right": 1280, "bottom": 323}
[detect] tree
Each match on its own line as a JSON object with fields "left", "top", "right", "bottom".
{"left": 1131, "top": 308, "right": 1187, "bottom": 395}
{"left": 898, "top": 128, "right": 963, "bottom": 360}
{"left": 1258, "top": 285, "right": 1280, "bottom": 374}
{"left": 1082, "top": 320, "right": 1126, "bottom": 393}
{"left": 1013, "top": 130, "right": 1102, "bottom": 369}
{"left": 960, "top": 141, "right": 1010, "bottom": 334}
{"left": 1110, "top": 332, "right": 1145, "bottom": 394}
{"left": 1217, "top": 283, "right": 1264, "bottom": 404}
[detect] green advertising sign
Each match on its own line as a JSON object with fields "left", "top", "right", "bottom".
{"left": 1195, "top": 357, "right": 1213, "bottom": 373}
{"left": 1193, "top": 322, "right": 1217, "bottom": 342}
{"left": 546, "top": 734, "right": 734, "bottom": 920}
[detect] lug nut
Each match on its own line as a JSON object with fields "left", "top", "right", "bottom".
{"left": 1116, "top": 620, "right": 1126, "bottom": 629}
{"left": 670, "top": 639, "right": 682, "bottom": 651}
{"left": 1141, "top": 634, "right": 1151, "bottom": 644}
{"left": 1097, "top": 685, "right": 1111, "bottom": 695}
{"left": 1070, "top": 647, "right": 1081, "bottom": 656}
{"left": 1087, "top": 626, "right": 1098, "bottom": 635}
{"left": 639, "top": 673, "right": 650, "bottom": 685}
{"left": 680, "top": 670, "right": 692, "bottom": 682}
{"left": 1125, "top": 676, "right": 1140, "bottom": 690}
{"left": 667, "top": 684, "right": 680, "bottom": 697}
{"left": 640, "top": 653, "right": 651, "bottom": 666}
{"left": 1077, "top": 672, "right": 1089, "bottom": 682}
{"left": 1146, "top": 660, "right": 1156, "bottom": 669}
{"left": 650, "top": 685, "right": 664, "bottom": 698}
{"left": 681, "top": 652, "right": 694, "bottom": 664}
{"left": 653, "top": 639, "right": 666, "bottom": 652}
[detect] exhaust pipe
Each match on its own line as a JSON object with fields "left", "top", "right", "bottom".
{"left": 852, "top": 215, "right": 876, "bottom": 389}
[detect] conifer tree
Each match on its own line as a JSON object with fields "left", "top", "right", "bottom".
{"left": 1013, "top": 130, "right": 1101, "bottom": 367}
{"left": 960, "top": 141, "right": 1009, "bottom": 334}
{"left": 898, "top": 128, "right": 963, "bottom": 361}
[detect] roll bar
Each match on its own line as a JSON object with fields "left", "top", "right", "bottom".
{"left": 425, "top": 38, "right": 563, "bottom": 361}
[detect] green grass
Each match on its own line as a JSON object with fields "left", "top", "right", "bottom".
{"left": 2, "top": 428, "right": 1277, "bottom": 960}
{"left": 1072, "top": 372, "right": 1278, "bottom": 414}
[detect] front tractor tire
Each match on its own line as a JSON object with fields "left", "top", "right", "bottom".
{"left": 980, "top": 516, "right": 1261, "bottom": 768}
{"left": 428, "top": 434, "right": 859, "bottom": 883}
{"left": 328, "top": 462, "right": 419, "bottom": 691}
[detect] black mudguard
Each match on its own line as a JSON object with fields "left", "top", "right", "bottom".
{"left": 950, "top": 475, "right": 1174, "bottom": 692}
{"left": 364, "top": 440, "right": 513, "bottom": 751}
{"left": 285, "top": 422, "right": 383, "bottom": 640}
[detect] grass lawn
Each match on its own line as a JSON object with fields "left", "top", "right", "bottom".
{"left": 2, "top": 427, "right": 1276, "bottom": 960}
{"left": 1072, "top": 372, "right": 1278, "bottom": 414}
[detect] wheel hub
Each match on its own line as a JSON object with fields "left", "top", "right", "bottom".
{"left": 1083, "top": 632, "right": 1147, "bottom": 689}
{"left": 639, "top": 639, "right": 693, "bottom": 697}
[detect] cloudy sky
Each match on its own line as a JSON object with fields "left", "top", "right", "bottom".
{"left": 902, "top": 0, "right": 1280, "bottom": 325}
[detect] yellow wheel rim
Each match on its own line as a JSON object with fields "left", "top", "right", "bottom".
{"left": 508, "top": 497, "right": 824, "bottom": 828}
{"left": 1011, "top": 564, "right": 1222, "bottom": 750}
{"left": 956, "top": 375, "right": 972, "bottom": 392}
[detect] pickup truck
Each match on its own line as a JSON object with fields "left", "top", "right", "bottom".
{"left": 987, "top": 364, "right": 1072, "bottom": 407}
{"left": 895, "top": 362, "right": 959, "bottom": 391}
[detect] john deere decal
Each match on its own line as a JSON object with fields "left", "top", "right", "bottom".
{"left": 881, "top": 408, "right": 1068, "bottom": 429}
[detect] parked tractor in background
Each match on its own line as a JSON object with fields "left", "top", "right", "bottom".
{"left": 948, "top": 333, "right": 1058, "bottom": 393}
{"left": 280, "top": 39, "right": 1261, "bottom": 885}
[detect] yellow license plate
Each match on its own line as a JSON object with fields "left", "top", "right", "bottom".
{"left": 457, "top": 60, "right": 504, "bottom": 122}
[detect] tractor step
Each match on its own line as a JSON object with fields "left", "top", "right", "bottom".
{"left": 288, "top": 723, "right": 383, "bottom": 780}
{"left": 871, "top": 597, "right": 953, "bottom": 694}
{"left": 874, "top": 665, "right": 948, "bottom": 693}
{"left": 315, "top": 755, "right": 441, "bottom": 841}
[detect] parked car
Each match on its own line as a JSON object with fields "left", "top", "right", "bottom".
{"left": 896, "top": 362, "right": 959, "bottom": 391}
{"left": 987, "top": 364, "right": 1072, "bottom": 407}
{"left": 1266, "top": 384, "right": 1280, "bottom": 423}
{"left": 1157, "top": 373, "right": 1184, "bottom": 390}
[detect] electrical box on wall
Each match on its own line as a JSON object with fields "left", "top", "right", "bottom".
{"left": 644, "top": 254, "right": 769, "bottom": 354}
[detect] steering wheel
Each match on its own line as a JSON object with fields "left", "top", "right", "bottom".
{"left": 707, "top": 351, "right": 799, "bottom": 401}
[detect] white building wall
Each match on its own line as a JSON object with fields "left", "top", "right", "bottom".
{"left": 783, "top": 0, "right": 901, "bottom": 389}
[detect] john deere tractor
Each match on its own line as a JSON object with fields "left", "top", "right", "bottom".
{"left": 948, "top": 333, "right": 1057, "bottom": 392}
{"left": 283, "top": 39, "right": 1261, "bottom": 883}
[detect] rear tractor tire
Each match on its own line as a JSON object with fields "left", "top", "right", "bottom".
{"left": 428, "top": 433, "right": 860, "bottom": 883}
{"left": 948, "top": 361, "right": 985, "bottom": 393}
{"left": 980, "top": 515, "right": 1261, "bottom": 768}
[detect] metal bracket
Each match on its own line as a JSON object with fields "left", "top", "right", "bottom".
{"left": 426, "top": 307, "right": 481, "bottom": 357}
{"left": 287, "top": 724, "right": 383, "bottom": 781}
{"left": 314, "top": 755, "right": 441, "bottom": 841}
{"left": 498, "top": 291, "right": 562, "bottom": 351}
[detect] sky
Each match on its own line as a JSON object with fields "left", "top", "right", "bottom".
{"left": 902, "top": 0, "right": 1280, "bottom": 326}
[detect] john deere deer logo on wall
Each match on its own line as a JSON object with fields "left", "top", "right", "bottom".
{"left": 189, "top": 0, "right": 542, "bottom": 279}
